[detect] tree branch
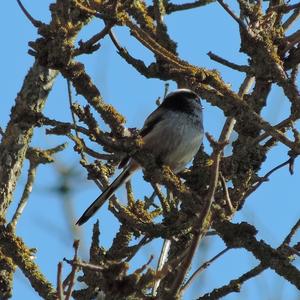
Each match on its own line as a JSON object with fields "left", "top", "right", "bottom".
{"left": 0, "top": 63, "right": 58, "bottom": 220}
{"left": 0, "top": 226, "right": 56, "bottom": 299}
{"left": 214, "top": 221, "right": 300, "bottom": 289}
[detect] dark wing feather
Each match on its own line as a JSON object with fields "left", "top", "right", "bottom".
{"left": 118, "top": 107, "right": 164, "bottom": 169}
{"left": 140, "top": 107, "right": 164, "bottom": 137}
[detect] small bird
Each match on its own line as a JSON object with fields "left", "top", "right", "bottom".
{"left": 76, "top": 89, "right": 204, "bottom": 225}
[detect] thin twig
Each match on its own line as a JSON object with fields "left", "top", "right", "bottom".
{"left": 74, "top": 22, "right": 115, "bottom": 56}
{"left": 64, "top": 259, "right": 106, "bottom": 271}
{"left": 170, "top": 135, "right": 227, "bottom": 297}
{"left": 215, "top": 220, "right": 300, "bottom": 289}
{"left": 41, "top": 115, "right": 91, "bottom": 136}
{"left": 73, "top": 0, "right": 109, "bottom": 19}
{"left": 208, "top": 51, "right": 251, "bottom": 73}
{"left": 109, "top": 29, "right": 123, "bottom": 52}
{"left": 152, "top": 239, "right": 171, "bottom": 296}
{"left": 9, "top": 163, "right": 37, "bottom": 230}
{"left": 151, "top": 183, "right": 170, "bottom": 214}
{"left": 135, "top": 255, "right": 154, "bottom": 274}
{"left": 252, "top": 116, "right": 294, "bottom": 145}
{"left": 220, "top": 173, "right": 234, "bottom": 213}
{"left": 197, "top": 263, "right": 266, "bottom": 299}
{"left": 16, "top": 0, "right": 42, "bottom": 27}
{"left": 242, "top": 157, "right": 293, "bottom": 201}
{"left": 164, "top": 0, "right": 215, "bottom": 14}
{"left": 64, "top": 240, "right": 80, "bottom": 300}
{"left": 126, "top": 236, "right": 152, "bottom": 262}
{"left": 67, "top": 81, "right": 87, "bottom": 164}
{"left": 57, "top": 262, "right": 64, "bottom": 300}
{"left": 144, "top": 190, "right": 159, "bottom": 209}
{"left": 216, "top": 0, "right": 247, "bottom": 31}
{"left": 282, "top": 218, "right": 300, "bottom": 245}
{"left": 109, "top": 28, "right": 156, "bottom": 77}
{"left": 181, "top": 247, "right": 230, "bottom": 293}
{"left": 66, "top": 133, "right": 115, "bottom": 160}
{"left": 65, "top": 96, "right": 106, "bottom": 198}
{"left": 151, "top": 193, "right": 174, "bottom": 295}
{"left": 67, "top": 82, "right": 80, "bottom": 140}
{"left": 218, "top": 76, "right": 254, "bottom": 145}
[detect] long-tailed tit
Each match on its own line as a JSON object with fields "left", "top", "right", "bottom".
{"left": 76, "top": 89, "right": 204, "bottom": 225}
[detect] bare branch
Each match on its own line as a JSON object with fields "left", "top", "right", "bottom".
{"left": 109, "top": 29, "right": 158, "bottom": 77}
{"left": 216, "top": 0, "right": 247, "bottom": 31}
{"left": 283, "top": 9, "right": 300, "bottom": 31}
{"left": 181, "top": 247, "right": 231, "bottom": 293}
{"left": 271, "top": 2, "right": 300, "bottom": 13}
{"left": 220, "top": 173, "right": 234, "bottom": 213}
{"left": 65, "top": 240, "right": 80, "bottom": 300}
{"left": 57, "top": 262, "right": 64, "bottom": 300}
{"left": 208, "top": 51, "right": 251, "bottom": 73}
{"left": 74, "top": 22, "right": 115, "bottom": 56}
{"left": 165, "top": 0, "right": 215, "bottom": 14}
{"left": 215, "top": 221, "right": 300, "bottom": 289}
{"left": 282, "top": 218, "right": 300, "bottom": 246}
{"left": 0, "top": 226, "right": 56, "bottom": 299}
{"left": 0, "top": 63, "right": 58, "bottom": 220}
{"left": 197, "top": 263, "right": 267, "bottom": 299}
{"left": 242, "top": 156, "right": 294, "bottom": 202}
{"left": 16, "top": 0, "right": 43, "bottom": 27}
{"left": 169, "top": 134, "right": 228, "bottom": 297}
{"left": 8, "top": 164, "right": 37, "bottom": 230}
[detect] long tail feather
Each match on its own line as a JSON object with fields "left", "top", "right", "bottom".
{"left": 76, "top": 162, "right": 138, "bottom": 226}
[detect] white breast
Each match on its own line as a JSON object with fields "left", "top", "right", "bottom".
{"left": 143, "top": 110, "right": 203, "bottom": 173}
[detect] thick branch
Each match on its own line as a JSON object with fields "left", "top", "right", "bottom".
{"left": 0, "top": 63, "right": 58, "bottom": 220}
{"left": 214, "top": 221, "right": 300, "bottom": 289}
{"left": 0, "top": 226, "right": 56, "bottom": 299}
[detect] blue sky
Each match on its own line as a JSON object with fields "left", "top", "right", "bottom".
{"left": 1, "top": 1, "right": 300, "bottom": 299}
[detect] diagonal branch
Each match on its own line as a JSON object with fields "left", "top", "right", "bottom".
{"left": 197, "top": 263, "right": 267, "bottom": 299}
{"left": 169, "top": 135, "right": 228, "bottom": 297}
{"left": 202, "top": 216, "right": 300, "bottom": 299}
{"left": 147, "top": 0, "right": 216, "bottom": 16}
{"left": 74, "top": 22, "right": 115, "bottom": 56}
{"left": 216, "top": 0, "right": 247, "bottom": 31}
{"left": 208, "top": 51, "right": 251, "bottom": 73}
{"left": 283, "top": 8, "right": 300, "bottom": 31}
{"left": 182, "top": 247, "right": 231, "bottom": 293}
{"left": 16, "top": 0, "right": 43, "bottom": 27}
{"left": 0, "top": 226, "right": 56, "bottom": 300}
{"left": 0, "top": 63, "right": 58, "bottom": 220}
{"left": 214, "top": 220, "right": 300, "bottom": 289}
{"left": 165, "top": 0, "right": 215, "bottom": 14}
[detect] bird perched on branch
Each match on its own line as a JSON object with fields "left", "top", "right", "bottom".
{"left": 76, "top": 88, "right": 204, "bottom": 225}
